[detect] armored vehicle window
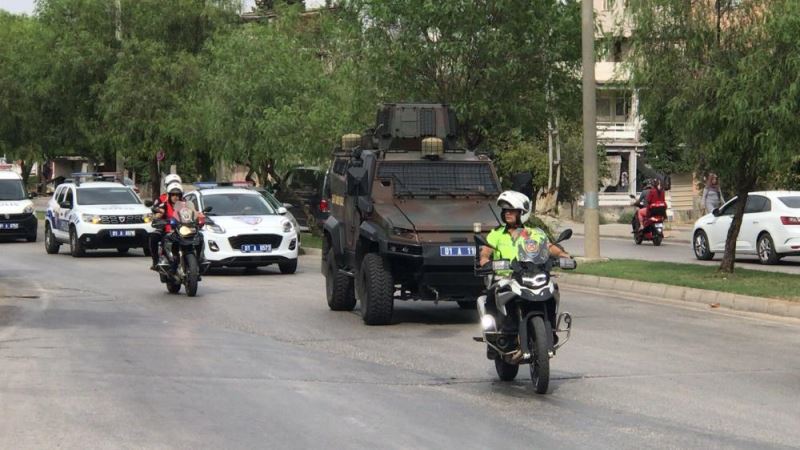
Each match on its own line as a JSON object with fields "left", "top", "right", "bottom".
{"left": 377, "top": 162, "right": 499, "bottom": 196}
{"left": 332, "top": 159, "right": 348, "bottom": 176}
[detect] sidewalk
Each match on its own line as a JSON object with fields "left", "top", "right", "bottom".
{"left": 544, "top": 218, "right": 693, "bottom": 243}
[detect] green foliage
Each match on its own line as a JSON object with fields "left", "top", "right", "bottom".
{"left": 617, "top": 210, "right": 635, "bottom": 225}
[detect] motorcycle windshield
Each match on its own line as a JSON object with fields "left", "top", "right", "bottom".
{"left": 172, "top": 201, "right": 197, "bottom": 224}
{"left": 516, "top": 234, "right": 550, "bottom": 266}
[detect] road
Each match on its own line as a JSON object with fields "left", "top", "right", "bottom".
{"left": 563, "top": 235, "right": 800, "bottom": 275}
{"left": 1, "top": 236, "right": 800, "bottom": 449}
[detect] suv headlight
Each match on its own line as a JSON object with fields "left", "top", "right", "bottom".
{"left": 208, "top": 223, "right": 225, "bottom": 234}
{"left": 81, "top": 214, "right": 101, "bottom": 224}
{"left": 143, "top": 213, "right": 153, "bottom": 223}
{"left": 23, "top": 205, "right": 34, "bottom": 214}
{"left": 283, "top": 220, "right": 293, "bottom": 233}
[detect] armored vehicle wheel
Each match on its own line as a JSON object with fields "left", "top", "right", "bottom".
{"left": 457, "top": 300, "right": 477, "bottom": 310}
{"left": 325, "top": 249, "right": 356, "bottom": 311}
{"left": 358, "top": 253, "right": 394, "bottom": 325}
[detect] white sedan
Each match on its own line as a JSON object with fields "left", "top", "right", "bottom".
{"left": 183, "top": 187, "right": 299, "bottom": 273}
{"left": 692, "top": 191, "right": 800, "bottom": 264}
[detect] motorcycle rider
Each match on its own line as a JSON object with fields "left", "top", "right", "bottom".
{"left": 635, "top": 178, "right": 665, "bottom": 231}
{"left": 479, "top": 191, "right": 570, "bottom": 322}
{"left": 149, "top": 181, "right": 185, "bottom": 269}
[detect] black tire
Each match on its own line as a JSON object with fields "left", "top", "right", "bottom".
{"left": 279, "top": 258, "right": 298, "bottom": 274}
{"left": 117, "top": 247, "right": 129, "bottom": 254}
{"left": 457, "top": 300, "right": 477, "bottom": 310}
{"left": 529, "top": 316, "right": 551, "bottom": 395}
{"left": 693, "top": 230, "right": 714, "bottom": 260}
{"left": 757, "top": 233, "right": 781, "bottom": 265}
{"left": 44, "top": 223, "right": 60, "bottom": 254}
{"left": 634, "top": 231, "right": 643, "bottom": 245}
{"left": 653, "top": 233, "right": 663, "bottom": 246}
{"left": 494, "top": 358, "right": 519, "bottom": 381}
{"left": 143, "top": 246, "right": 151, "bottom": 257}
{"left": 325, "top": 249, "right": 356, "bottom": 311}
{"left": 184, "top": 253, "right": 199, "bottom": 297}
{"left": 166, "top": 279, "right": 181, "bottom": 294}
{"left": 357, "top": 253, "right": 394, "bottom": 325}
{"left": 26, "top": 232, "right": 37, "bottom": 243}
{"left": 69, "top": 227, "right": 85, "bottom": 257}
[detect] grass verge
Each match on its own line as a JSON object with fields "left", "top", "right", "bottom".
{"left": 575, "top": 259, "right": 800, "bottom": 301}
{"left": 300, "top": 232, "right": 323, "bottom": 249}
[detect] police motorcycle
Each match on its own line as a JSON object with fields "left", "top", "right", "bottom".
{"left": 473, "top": 229, "right": 576, "bottom": 394}
{"left": 151, "top": 201, "right": 210, "bottom": 297}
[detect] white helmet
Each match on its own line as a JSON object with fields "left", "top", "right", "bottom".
{"left": 497, "top": 190, "right": 532, "bottom": 224}
{"left": 166, "top": 181, "right": 183, "bottom": 195}
{"left": 164, "top": 174, "right": 182, "bottom": 186}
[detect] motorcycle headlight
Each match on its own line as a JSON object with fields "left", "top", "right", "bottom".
{"left": 179, "top": 225, "right": 194, "bottom": 237}
{"left": 522, "top": 274, "right": 549, "bottom": 289}
{"left": 82, "top": 214, "right": 101, "bottom": 224}
{"left": 23, "top": 205, "right": 34, "bottom": 214}
{"left": 208, "top": 223, "right": 225, "bottom": 234}
{"left": 283, "top": 220, "right": 293, "bottom": 233}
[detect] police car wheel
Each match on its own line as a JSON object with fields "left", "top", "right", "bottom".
{"left": 44, "top": 224, "right": 60, "bottom": 254}
{"left": 69, "top": 228, "right": 85, "bottom": 257}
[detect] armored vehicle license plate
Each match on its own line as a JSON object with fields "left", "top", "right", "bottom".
{"left": 439, "top": 246, "right": 475, "bottom": 257}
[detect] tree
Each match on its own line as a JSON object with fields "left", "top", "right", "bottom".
{"left": 344, "top": 0, "right": 582, "bottom": 149}
{"left": 628, "top": 0, "right": 800, "bottom": 273}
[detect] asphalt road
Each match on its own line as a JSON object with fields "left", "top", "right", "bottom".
{"left": 1, "top": 235, "right": 800, "bottom": 449}
{"left": 564, "top": 235, "right": 800, "bottom": 275}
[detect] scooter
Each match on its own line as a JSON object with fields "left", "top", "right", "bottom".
{"left": 152, "top": 201, "right": 210, "bottom": 297}
{"left": 631, "top": 196, "right": 667, "bottom": 246}
{"left": 473, "top": 229, "right": 576, "bottom": 394}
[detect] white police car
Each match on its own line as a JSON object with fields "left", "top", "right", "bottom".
{"left": 183, "top": 187, "right": 299, "bottom": 273}
{"left": 0, "top": 169, "right": 37, "bottom": 242}
{"left": 44, "top": 180, "right": 153, "bottom": 257}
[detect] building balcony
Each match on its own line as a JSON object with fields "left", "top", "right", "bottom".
{"left": 596, "top": 61, "right": 630, "bottom": 84}
{"left": 597, "top": 121, "right": 640, "bottom": 142}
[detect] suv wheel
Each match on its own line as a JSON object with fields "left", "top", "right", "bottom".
{"left": 44, "top": 223, "right": 60, "bottom": 254}
{"left": 69, "top": 227, "right": 85, "bottom": 257}
{"left": 279, "top": 258, "right": 298, "bottom": 274}
{"left": 325, "top": 249, "right": 355, "bottom": 311}
{"left": 357, "top": 253, "right": 394, "bottom": 325}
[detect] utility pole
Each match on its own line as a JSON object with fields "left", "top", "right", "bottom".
{"left": 114, "top": 0, "right": 125, "bottom": 183}
{"left": 582, "top": 0, "right": 600, "bottom": 259}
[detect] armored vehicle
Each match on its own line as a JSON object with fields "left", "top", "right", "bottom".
{"left": 322, "top": 103, "right": 503, "bottom": 325}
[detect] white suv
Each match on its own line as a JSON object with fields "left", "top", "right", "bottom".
{"left": 183, "top": 187, "right": 299, "bottom": 273}
{"left": 0, "top": 169, "right": 37, "bottom": 242}
{"left": 44, "top": 181, "right": 154, "bottom": 257}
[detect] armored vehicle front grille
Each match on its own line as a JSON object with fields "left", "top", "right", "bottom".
{"left": 229, "top": 234, "right": 283, "bottom": 249}
{"left": 100, "top": 215, "right": 145, "bottom": 224}
{"left": 377, "top": 162, "right": 500, "bottom": 196}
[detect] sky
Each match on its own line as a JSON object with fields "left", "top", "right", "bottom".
{"left": 0, "top": 0, "right": 325, "bottom": 15}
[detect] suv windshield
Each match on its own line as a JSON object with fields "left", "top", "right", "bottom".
{"left": 0, "top": 179, "right": 26, "bottom": 201}
{"left": 204, "top": 193, "right": 274, "bottom": 216}
{"left": 377, "top": 161, "right": 500, "bottom": 197}
{"left": 779, "top": 196, "right": 800, "bottom": 208}
{"left": 77, "top": 187, "right": 139, "bottom": 205}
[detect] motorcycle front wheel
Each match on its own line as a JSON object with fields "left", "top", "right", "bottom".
{"left": 184, "top": 253, "right": 199, "bottom": 297}
{"left": 529, "top": 316, "right": 551, "bottom": 394}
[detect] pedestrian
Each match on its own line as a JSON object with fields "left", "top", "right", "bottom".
{"left": 620, "top": 171, "right": 629, "bottom": 192}
{"left": 702, "top": 173, "right": 724, "bottom": 214}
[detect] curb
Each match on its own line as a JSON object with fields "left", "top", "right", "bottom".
{"left": 570, "top": 231, "right": 692, "bottom": 244}
{"left": 299, "top": 247, "right": 322, "bottom": 256}
{"left": 559, "top": 273, "right": 800, "bottom": 319}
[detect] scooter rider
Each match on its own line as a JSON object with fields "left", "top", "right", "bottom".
{"left": 635, "top": 178, "right": 664, "bottom": 231}
{"left": 479, "top": 191, "right": 570, "bottom": 319}
{"left": 150, "top": 181, "right": 183, "bottom": 269}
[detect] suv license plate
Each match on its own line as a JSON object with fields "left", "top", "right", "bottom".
{"left": 241, "top": 244, "right": 271, "bottom": 253}
{"left": 439, "top": 246, "right": 475, "bottom": 257}
{"left": 110, "top": 230, "right": 136, "bottom": 237}
{"left": 0, "top": 223, "right": 19, "bottom": 230}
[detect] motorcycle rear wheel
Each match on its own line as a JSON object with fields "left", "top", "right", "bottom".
{"left": 494, "top": 358, "right": 519, "bottom": 381}
{"left": 166, "top": 279, "right": 181, "bottom": 294}
{"left": 529, "top": 316, "right": 551, "bottom": 394}
{"left": 185, "top": 253, "right": 199, "bottom": 297}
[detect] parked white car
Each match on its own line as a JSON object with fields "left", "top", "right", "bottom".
{"left": 692, "top": 191, "right": 800, "bottom": 264}
{"left": 0, "top": 169, "right": 37, "bottom": 242}
{"left": 44, "top": 181, "right": 153, "bottom": 256}
{"left": 183, "top": 187, "right": 299, "bottom": 273}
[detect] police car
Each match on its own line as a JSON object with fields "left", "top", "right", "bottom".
{"left": 44, "top": 178, "right": 153, "bottom": 257}
{"left": 0, "top": 169, "right": 37, "bottom": 242}
{"left": 183, "top": 187, "right": 299, "bottom": 273}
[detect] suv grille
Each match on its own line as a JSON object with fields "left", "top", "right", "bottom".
{"left": 100, "top": 214, "right": 145, "bottom": 224}
{"left": 229, "top": 234, "right": 283, "bottom": 249}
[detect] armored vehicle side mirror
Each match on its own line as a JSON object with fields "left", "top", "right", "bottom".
{"left": 144, "top": 200, "right": 154, "bottom": 207}
{"left": 346, "top": 166, "right": 369, "bottom": 196}
{"left": 555, "top": 229, "right": 573, "bottom": 244}
{"left": 277, "top": 207, "right": 288, "bottom": 215}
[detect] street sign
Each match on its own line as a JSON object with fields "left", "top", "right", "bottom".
{"left": 156, "top": 150, "right": 166, "bottom": 162}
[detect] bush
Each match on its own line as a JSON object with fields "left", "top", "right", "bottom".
{"left": 526, "top": 215, "right": 555, "bottom": 239}
{"left": 617, "top": 210, "right": 635, "bottom": 225}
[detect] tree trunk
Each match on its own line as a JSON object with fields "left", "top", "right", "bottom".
{"left": 718, "top": 191, "right": 747, "bottom": 273}
{"left": 149, "top": 156, "right": 160, "bottom": 201}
